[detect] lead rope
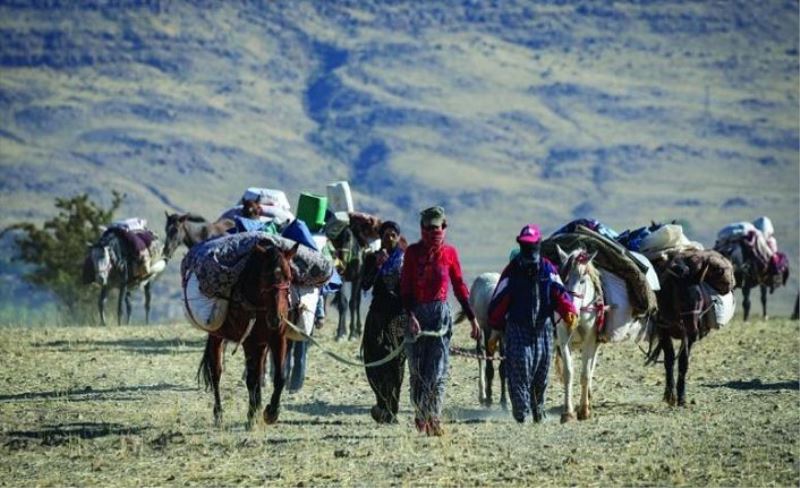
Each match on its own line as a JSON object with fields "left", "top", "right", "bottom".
{"left": 281, "top": 318, "right": 447, "bottom": 368}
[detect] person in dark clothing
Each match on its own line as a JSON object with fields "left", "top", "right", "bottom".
{"left": 362, "top": 220, "right": 407, "bottom": 424}
{"left": 488, "top": 224, "right": 577, "bottom": 424}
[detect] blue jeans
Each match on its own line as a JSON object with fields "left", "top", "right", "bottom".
{"left": 285, "top": 340, "right": 308, "bottom": 392}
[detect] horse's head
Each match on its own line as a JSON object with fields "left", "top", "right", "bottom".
{"left": 557, "top": 245, "right": 599, "bottom": 306}
{"left": 87, "top": 242, "right": 113, "bottom": 286}
{"left": 163, "top": 212, "right": 188, "bottom": 260}
{"left": 243, "top": 242, "right": 298, "bottom": 329}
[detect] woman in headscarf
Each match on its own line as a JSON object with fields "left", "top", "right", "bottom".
{"left": 362, "top": 220, "right": 407, "bottom": 424}
{"left": 487, "top": 224, "right": 577, "bottom": 423}
{"left": 400, "top": 206, "right": 481, "bottom": 436}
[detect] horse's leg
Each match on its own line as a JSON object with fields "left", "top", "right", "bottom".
{"left": 199, "top": 335, "right": 225, "bottom": 426}
{"left": 499, "top": 340, "right": 508, "bottom": 409}
{"left": 349, "top": 273, "right": 363, "bottom": 339}
{"left": 98, "top": 286, "right": 108, "bottom": 326}
{"left": 578, "top": 332, "right": 598, "bottom": 421}
{"left": 116, "top": 283, "right": 127, "bottom": 326}
{"left": 556, "top": 326, "right": 575, "bottom": 423}
{"left": 676, "top": 338, "right": 692, "bottom": 407}
{"left": 124, "top": 290, "right": 132, "bottom": 325}
{"left": 741, "top": 285, "right": 751, "bottom": 322}
{"left": 479, "top": 334, "right": 490, "bottom": 406}
{"left": 335, "top": 287, "right": 348, "bottom": 341}
{"left": 760, "top": 284, "right": 769, "bottom": 321}
{"left": 792, "top": 293, "right": 800, "bottom": 321}
{"left": 264, "top": 332, "right": 287, "bottom": 424}
{"left": 143, "top": 282, "right": 151, "bottom": 325}
{"left": 244, "top": 339, "right": 267, "bottom": 430}
{"left": 662, "top": 335, "right": 677, "bottom": 406}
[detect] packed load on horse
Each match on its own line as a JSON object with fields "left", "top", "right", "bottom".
{"left": 541, "top": 220, "right": 659, "bottom": 343}
{"left": 713, "top": 216, "right": 789, "bottom": 321}
{"left": 715, "top": 217, "right": 789, "bottom": 290}
{"left": 180, "top": 231, "right": 333, "bottom": 332}
{"left": 83, "top": 218, "right": 167, "bottom": 326}
{"left": 218, "top": 187, "right": 295, "bottom": 232}
{"left": 615, "top": 221, "right": 737, "bottom": 407}
{"left": 618, "top": 222, "right": 736, "bottom": 329}
{"left": 102, "top": 218, "right": 165, "bottom": 279}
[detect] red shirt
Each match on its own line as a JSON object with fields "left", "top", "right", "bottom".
{"left": 400, "top": 242, "right": 475, "bottom": 321}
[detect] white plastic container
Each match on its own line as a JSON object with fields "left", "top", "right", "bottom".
{"left": 286, "top": 285, "right": 320, "bottom": 341}
{"left": 702, "top": 283, "right": 736, "bottom": 328}
{"left": 183, "top": 271, "right": 228, "bottom": 332}
{"left": 241, "top": 188, "right": 291, "bottom": 211}
{"left": 326, "top": 181, "right": 354, "bottom": 213}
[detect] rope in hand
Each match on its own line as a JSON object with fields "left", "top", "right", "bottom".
{"left": 281, "top": 319, "right": 505, "bottom": 367}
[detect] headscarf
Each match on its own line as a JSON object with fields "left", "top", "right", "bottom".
{"left": 379, "top": 220, "right": 401, "bottom": 237}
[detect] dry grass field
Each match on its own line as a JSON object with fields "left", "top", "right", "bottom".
{"left": 0, "top": 316, "right": 798, "bottom": 487}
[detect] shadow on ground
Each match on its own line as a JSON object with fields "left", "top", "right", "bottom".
{"left": 702, "top": 379, "right": 799, "bottom": 391}
{"left": 0, "top": 383, "right": 196, "bottom": 403}
{"left": 3, "top": 422, "right": 149, "bottom": 448}
{"left": 31, "top": 338, "right": 205, "bottom": 355}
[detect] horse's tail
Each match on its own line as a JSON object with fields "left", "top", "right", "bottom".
{"left": 197, "top": 336, "right": 215, "bottom": 391}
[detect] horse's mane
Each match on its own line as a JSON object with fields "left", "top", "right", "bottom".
{"left": 183, "top": 213, "right": 208, "bottom": 223}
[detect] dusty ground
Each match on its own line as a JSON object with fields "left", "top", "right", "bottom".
{"left": 0, "top": 317, "right": 797, "bottom": 487}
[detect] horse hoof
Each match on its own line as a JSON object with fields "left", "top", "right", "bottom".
{"left": 335, "top": 335, "right": 346, "bottom": 343}
{"left": 663, "top": 392, "right": 677, "bottom": 407}
{"left": 560, "top": 413, "right": 575, "bottom": 424}
{"left": 577, "top": 409, "right": 590, "bottom": 421}
{"left": 213, "top": 415, "right": 223, "bottom": 428}
{"left": 677, "top": 398, "right": 687, "bottom": 407}
{"left": 264, "top": 407, "right": 280, "bottom": 425}
{"left": 479, "top": 397, "right": 493, "bottom": 408}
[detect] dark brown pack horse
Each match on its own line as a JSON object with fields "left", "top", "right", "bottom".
{"left": 197, "top": 242, "right": 299, "bottom": 428}
{"left": 715, "top": 240, "right": 789, "bottom": 321}
{"left": 646, "top": 256, "right": 716, "bottom": 407}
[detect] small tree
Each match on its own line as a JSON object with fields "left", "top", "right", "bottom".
{"left": 1, "top": 192, "right": 124, "bottom": 324}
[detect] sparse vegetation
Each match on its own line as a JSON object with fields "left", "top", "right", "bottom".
{"left": 0, "top": 318, "right": 797, "bottom": 486}
{"left": 1, "top": 193, "right": 123, "bottom": 325}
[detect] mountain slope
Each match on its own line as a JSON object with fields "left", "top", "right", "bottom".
{"left": 1, "top": 1, "right": 797, "bottom": 320}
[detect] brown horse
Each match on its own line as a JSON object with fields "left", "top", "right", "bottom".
{"left": 647, "top": 255, "right": 716, "bottom": 407}
{"left": 196, "top": 241, "right": 299, "bottom": 429}
{"left": 162, "top": 212, "right": 234, "bottom": 259}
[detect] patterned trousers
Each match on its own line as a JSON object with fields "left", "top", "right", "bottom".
{"left": 405, "top": 301, "right": 452, "bottom": 422}
{"left": 505, "top": 320, "right": 553, "bottom": 423}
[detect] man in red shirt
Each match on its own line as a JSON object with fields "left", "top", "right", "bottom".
{"left": 400, "top": 206, "right": 481, "bottom": 436}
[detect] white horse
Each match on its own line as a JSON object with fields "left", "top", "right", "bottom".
{"left": 554, "top": 245, "right": 607, "bottom": 423}
{"left": 456, "top": 272, "right": 505, "bottom": 407}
